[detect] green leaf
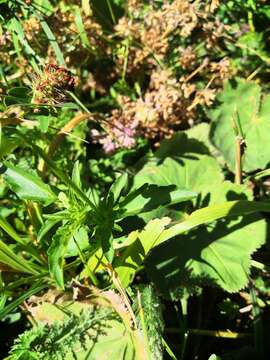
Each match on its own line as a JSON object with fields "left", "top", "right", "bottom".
{"left": 66, "top": 226, "right": 89, "bottom": 256}
{"left": 146, "top": 213, "right": 266, "bottom": 294}
{"left": 7, "top": 86, "right": 31, "bottom": 99}
{"left": 0, "top": 239, "right": 39, "bottom": 275}
{"left": 40, "top": 19, "right": 65, "bottom": 66}
{"left": 37, "top": 211, "right": 67, "bottom": 242}
{"left": 0, "top": 281, "right": 47, "bottom": 320}
{"left": 71, "top": 160, "right": 82, "bottom": 189}
{"left": 114, "top": 217, "right": 171, "bottom": 288}
{"left": 96, "top": 222, "right": 114, "bottom": 263}
{"left": 0, "top": 137, "right": 22, "bottom": 159}
{"left": 109, "top": 172, "right": 128, "bottom": 204}
{"left": 209, "top": 78, "right": 270, "bottom": 172}
{"left": 74, "top": 6, "right": 90, "bottom": 47}
{"left": 36, "top": 115, "right": 53, "bottom": 133}
{"left": 145, "top": 185, "right": 269, "bottom": 294}
{"left": 8, "top": 17, "right": 40, "bottom": 68}
{"left": 4, "top": 95, "right": 31, "bottom": 106}
{"left": 8, "top": 300, "right": 146, "bottom": 360}
{"left": 32, "top": 0, "right": 54, "bottom": 16}
{"left": 155, "top": 131, "right": 210, "bottom": 159}
{"left": 133, "top": 155, "right": 223, "bottom": 194}
{"left": 121, "top": 185, "right": 197, "bottom": 217}
{"left": 3, "top": 163, "right": 57, "bottom": 206}
{"left": 48, "top": 224, "right": 77, "bottom": 288}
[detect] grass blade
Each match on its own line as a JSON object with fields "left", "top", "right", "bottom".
{"left": 39, "top": 19, "right": 65, "bottom": 66}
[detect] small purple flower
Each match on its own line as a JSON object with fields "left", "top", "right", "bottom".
{"left": 91, "top": 119, "right": 138, "bottom": 153}
{"left": 112, "top": 120, "right": 138, "bottom": 148}
{"left": 101, "top": 136, "right": 117, "bottom": 154}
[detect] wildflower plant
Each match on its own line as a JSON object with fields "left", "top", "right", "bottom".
{"left": 1, "top": 1, "right": 270, "bottom": 359}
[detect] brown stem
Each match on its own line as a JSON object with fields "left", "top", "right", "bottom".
{"left": 235, "top": 136, "right": 244, "bottom": 184}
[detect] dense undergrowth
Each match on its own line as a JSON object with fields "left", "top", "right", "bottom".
{"left": 1, "top": 0, "right": 270, "bottom": 359}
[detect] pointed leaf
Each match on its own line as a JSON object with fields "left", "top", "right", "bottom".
{"left": 114, "top": 217, "right": 171, "bottom": 288}
{"left": 3, "top": 163, "right": 57, "bottom": 205}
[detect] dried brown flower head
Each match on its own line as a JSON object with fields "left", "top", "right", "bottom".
{"left": 32, "top": 64, "right": 75, "bottom": 105}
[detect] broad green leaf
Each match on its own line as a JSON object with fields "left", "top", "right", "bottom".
{"left": 122, "top": 135, "right": 220, "bottom": 220}
{"left": 184, "top": 123, "right": 221, "bottom": 160}
{"left": 159, "top": 200, "right": 270, "bottom": 244}
{"left": 114, "top": 217, "right": 171, "bottom": 288}
{"left": 73, "top": 320, "right": 143, "bottom": 360}
{"left": 146, "top": 213, "right": 266, "bottom": 294}
{"left": 209, "top": 78, "right": 270, "bottom": 172}
{"left": 121, "top": 185, "right": 197, "bottom": 217}
{"left": 145, "top": 188, "right": 270, "bottom": 294}
{"left": 133, "top": 155, "right": 223, "bottom": 194}
{"left": 197, "top": 180, "right": 252, "bottom": 208}
{"left": 3, "top": 163, "right": 57, "bottom": 205}
{"left": 155, "top": 131, "right": 210, "bottom": 159}
{"left": 4, "top": 96, "right": 30, "bottom": 106}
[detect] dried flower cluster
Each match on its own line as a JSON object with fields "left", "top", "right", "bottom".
{"left": 0, "top": 0, "right": 252, "bottom": 153}
{"left": 32, "top": 64, "right": 75, "bottom": 105}
{"left": 92, "top": 69, "right": 196, "bottom": 152}
{"left": 100, "top": 0, "right": 234, "bottom": 150}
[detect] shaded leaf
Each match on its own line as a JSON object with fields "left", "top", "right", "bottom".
{"left": 145, "top": 184, "right": 268, "bottom": 294}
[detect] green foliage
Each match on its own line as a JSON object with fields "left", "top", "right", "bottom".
{"left": 145, "top": 210, "right": 266, "bottom": 294}
{"left": 3, "top": 162, "right": 57, "bottom": 205}
{"left": 209, "top": 79, "right": 270, "bottom": 172}
{"left": 136, "top": 285, "right": 164, "bottom": 360}
{"left": 2, "top": 1, "right": 270, "bottom": 358}
{"left": 114, "top": 217, "right": 171, "bottom": 287}
{"left": 7, "top": 308, "right": 118, "bottom": 360}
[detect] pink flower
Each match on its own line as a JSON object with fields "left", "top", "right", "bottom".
{"left": 91, "top": 119, "right": 138, "bottom": 153}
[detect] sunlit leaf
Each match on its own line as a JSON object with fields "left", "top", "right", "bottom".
{"left": 3, "top": 162, "right": 57, "bottom": 205}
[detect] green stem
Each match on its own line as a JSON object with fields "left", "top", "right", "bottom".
{"left": 73, "top": 237, "right": 99, "bottom": 286}
{"left": 162, "top": 338, "right": 178, "bottom": 360}
{"left": 106, "top": 0, "right": 116, "bottom": 25}
{"left": 67, "top": 91, "right": 90, "bottom": 113}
